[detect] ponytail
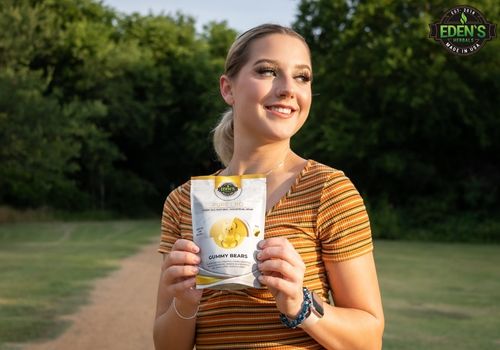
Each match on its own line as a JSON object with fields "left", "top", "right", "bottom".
{"left": 212, "top": 109, "right": 234, "bottom": 166}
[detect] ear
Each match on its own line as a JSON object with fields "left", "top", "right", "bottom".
{"left": 220, "top": 75, "right": 234, "bottom": 105}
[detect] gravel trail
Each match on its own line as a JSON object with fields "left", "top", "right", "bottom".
{"left": 24, "top": 241, "right": 161, "bottom": 350}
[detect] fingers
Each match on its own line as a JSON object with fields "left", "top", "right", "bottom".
{"left": 258, "top": 237, "right": 305, "bottom": 270}
{"left": 259, "top": 258, "right": 295, "bottom": 279}
{"left": 162, "top": 239, "right": 200, "bottom": 270}
{"left": 164, "top": 250, "right": 200, "bottom": 269}
{"left": 258, "top": 274, "right": 300, "bottom": 301}
{"left": 168, "top": 276, "right": 197, "bottom": 293}
{"left": 257, "top": 238, "right": 305, "bottom": 315}
{"left": 160, "top": 239, "right": 201, "bottom": 294}
{"left": 167, "top": 265, "right": 199, "bottom": 280}
{"left": 172, "top": 238, "right": 200, "bottom": 254}
{"left": 161, "top": 261, "right": 199, "bottom": 287}
{"left": 167, "top": 276, "right": 202, "bottom": 307}
{"left": 258, "top": 259, "right": 303, "bottom": 291}
{"left": 258, "top": 238, "right": 305, "bottom": 284}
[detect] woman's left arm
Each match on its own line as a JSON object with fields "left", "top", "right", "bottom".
{"left": 303, "top": 252, "right": 384, "bottom": 349}
{"left": 258, "top": 238, "right": 384, "bottom": 350}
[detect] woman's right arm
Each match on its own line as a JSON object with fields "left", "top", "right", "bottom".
{"left": 153, "top": 239, "right": 202, "bottom": 350}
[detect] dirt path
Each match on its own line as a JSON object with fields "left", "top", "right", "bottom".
{"left": 24, "top": 241, "right": 161, "bottom": 350}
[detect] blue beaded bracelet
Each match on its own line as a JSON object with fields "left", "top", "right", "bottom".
{"left": 279, "top": 287, "right": 311, "bottom": 329}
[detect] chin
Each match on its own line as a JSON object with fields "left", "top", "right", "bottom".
{"left": 264, "top": 130, "right": 299, "bottom": 143}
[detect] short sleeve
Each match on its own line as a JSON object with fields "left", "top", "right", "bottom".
{"left": 158, "top": 187, "right": 182, "bottom": 254}
{"left": 317, "top": 172, "right": 373, "bottom": 262}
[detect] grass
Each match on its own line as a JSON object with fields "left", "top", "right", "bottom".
{"left": 0, "top": 206, "right": 127, "bottom": 223}
{"left": 0, "top": 220, "right": 159, "bottom": 349}
{"left": 376, "top": 240, "right": 500, "bottom": 349}
{"left": 0, "top": 221, "right": 499, "bottom": 349}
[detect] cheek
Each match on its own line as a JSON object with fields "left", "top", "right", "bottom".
{"left": 298, "top": 90, "right": 312, "bottom": 113}
{"left": 252, "top": 82, "right": 274, "bottom": 102}
{"left": 235, "top": 82, "right": 267, "bottom": 108}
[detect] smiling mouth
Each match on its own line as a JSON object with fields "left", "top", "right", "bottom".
{"left": 266, "top": 106, "right": 296, "bottom": 116}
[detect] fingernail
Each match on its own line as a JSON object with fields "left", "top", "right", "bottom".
{"left": 257, "top": 253, "right": 262, "bottom": 260}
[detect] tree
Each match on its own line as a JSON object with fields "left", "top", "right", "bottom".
{"left": 0, "top": 0, "right": 238, "bottom": 214}
{"left": 0, "top": 1, "right": 118, "bottom": 208}
{"left": 0, "top": 69, "right": 75, "bottom": 206}
{"left": 294, "top": 0, "right": 500, "bottom": 224}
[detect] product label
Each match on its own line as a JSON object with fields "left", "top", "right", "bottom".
{"left": 191, "top": 174, "right": 266, "bottom": 289}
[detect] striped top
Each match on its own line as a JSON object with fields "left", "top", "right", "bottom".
{"left": 159, "top": 160, "right": 373, "bottom": 349}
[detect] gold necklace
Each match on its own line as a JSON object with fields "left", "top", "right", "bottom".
{"left": 226, "top": 151, "right": 289, "bottom": 176}
{"left": 265, "top": 158, "right": 286, "bottom": 175}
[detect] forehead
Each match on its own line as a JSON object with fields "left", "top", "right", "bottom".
{"left": 246, "top": 34, "right": 311, "bottom": 67}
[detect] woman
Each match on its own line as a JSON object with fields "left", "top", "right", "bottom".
{"left": 154, "top": 24, "right": 384, "bottom": 349}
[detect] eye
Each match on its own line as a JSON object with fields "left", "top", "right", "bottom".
{"left": 256, "top": 66, "right": 277, "bottom": 77}
{"left": 295, "top": 71, "right": 312, "bottom": 83}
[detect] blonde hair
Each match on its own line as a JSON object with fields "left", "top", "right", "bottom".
{"left": 212, "top": 24, "right": 310, "bottom": 166}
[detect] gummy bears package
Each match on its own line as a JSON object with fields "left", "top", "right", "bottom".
{"left": 190, "top": 174, "right": 266, "bottom": 289}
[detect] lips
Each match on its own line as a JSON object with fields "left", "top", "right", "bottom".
{"left": 265, "top": 104, "right": 297, "bottom": 117}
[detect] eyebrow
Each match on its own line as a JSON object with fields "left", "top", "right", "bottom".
{"left": 253, "top": 59, "right": 312, "bottom": 72}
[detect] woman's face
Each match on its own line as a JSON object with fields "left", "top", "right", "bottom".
{"left": 222, "top": 34, "right": 312, "bottom": 146}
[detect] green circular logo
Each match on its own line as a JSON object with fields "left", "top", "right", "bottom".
{"left": 217, "top": 182, "right": 238, "bottom": 197}
{"left": 429, "top": 5, "right": 496, "bottom": 56}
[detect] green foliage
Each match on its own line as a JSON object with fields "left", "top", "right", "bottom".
{"left": 1, "top": 0, "right": 498, "bottom": 242}
{"left": 294, "top": 0, "right": 500, "bottom": 233}
{"left": 0, "top": 0, "right": 235, "bottom": 213}
{"left": 0, "top": 69, "right": 78, "bottom": 206}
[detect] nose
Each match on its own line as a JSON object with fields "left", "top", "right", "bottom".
{"left": 275, "top": 75, "right": 295, "bottom": 98}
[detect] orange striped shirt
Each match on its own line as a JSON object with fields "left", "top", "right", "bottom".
{"left": 159, "top": 160, "right": 373, "bottom": 349}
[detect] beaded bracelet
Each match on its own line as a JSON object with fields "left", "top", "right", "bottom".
{"left": 172, "top": 298, "right": 199, "bottom": 320}
{"left": 279, "top": 287, "right": 312, "bottom": 329}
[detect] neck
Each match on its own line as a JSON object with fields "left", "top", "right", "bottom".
{"left": 225, "top": 142, "right": 291, "bottom": 176}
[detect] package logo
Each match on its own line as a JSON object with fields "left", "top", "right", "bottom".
{"left": 429, "top": 5, "right": 496, "bottom": 55}
{"left": 217, "top": 182, "right": 238, "bottom": 197}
